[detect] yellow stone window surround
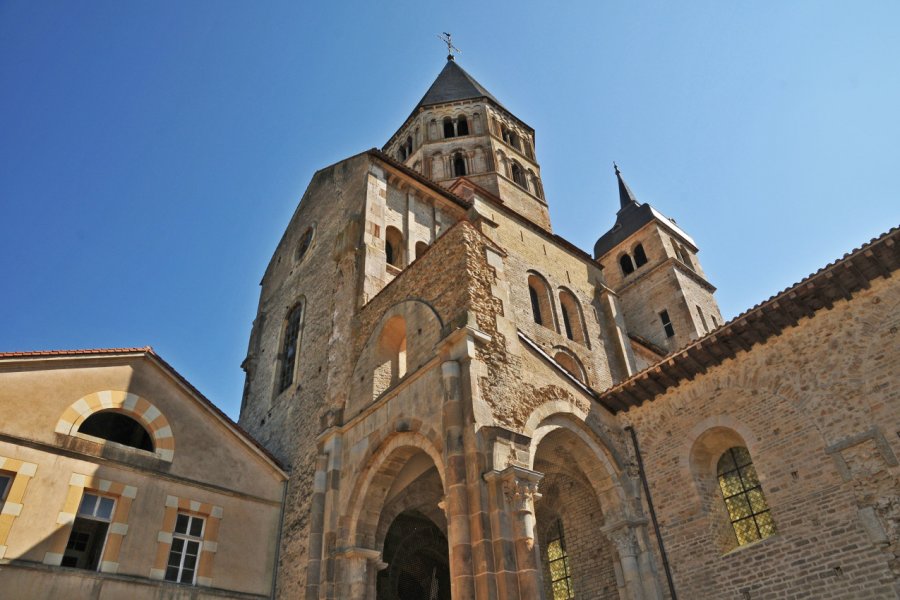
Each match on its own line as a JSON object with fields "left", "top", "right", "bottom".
{"left": 0, "top": 455, "right": 38, "bottom": 559}
{"left": 150, "top": 494, "right": 224, "bottom": 587}
{"left": 43, "top": 472, "right": 137, "bottom": 573}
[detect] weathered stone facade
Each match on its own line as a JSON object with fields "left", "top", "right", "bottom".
{"left": 239, "top": 57, "right": 900, "bottom": 599}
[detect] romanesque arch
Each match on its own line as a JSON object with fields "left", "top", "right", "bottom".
{"left": 55, "top": 390, "right": 175, "bottom": 461}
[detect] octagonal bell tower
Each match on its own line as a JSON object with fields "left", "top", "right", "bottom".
{"left": 383, "top": 57, "right": 551, "bottom": 230}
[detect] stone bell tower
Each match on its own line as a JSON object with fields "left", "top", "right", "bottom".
{"left": 383, "top": 56, "right": 551, "bottom": 230}
{"left": 594, "top": 165, "right": 723, "bottom": 352}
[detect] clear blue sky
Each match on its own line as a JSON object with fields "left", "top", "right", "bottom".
{"left": 2, "top": 1, "right": 897, "bottom": 420}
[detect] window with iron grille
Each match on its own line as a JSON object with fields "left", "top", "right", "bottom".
{"left": 545, "top": 518, "right": 575, "bottom": 599}
{"left": 717, "top": 447, "right": 776, "bottom": 546}
{"left": 278, "top": 304, "right": 303, "bottom": 393}
{"left": 165, "top": 513, "right": 205, "bottom": 584}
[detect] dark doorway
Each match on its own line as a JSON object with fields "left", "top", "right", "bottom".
{"left": 377, "top": 511, "right": 450, "bottom": 600}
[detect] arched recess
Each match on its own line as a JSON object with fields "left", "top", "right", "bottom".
{"left": 558, "top": 288, "right": 589, "bottom": 346}
{"left": 373, "top": 315, "right": 407, "bottom": 398}
{"left": 347, "top": 299, "right": 444, "bottom": 419}
{"left": 346, "top": 432, "right": 447, "bottom": 550}
{"left": 530, "top": 414, "right": 629, "bottom": 599}
{"left": 56, "top": 391, "right": 175, "bottom": 461}
{"left": 688, "top": 421, "right": 773, "bottom": 553}
{"left": 527, "top": 271, "right": 558, "bottom": 332}
{"left": 552, "top": 347, "right": 587, "bottom": 384}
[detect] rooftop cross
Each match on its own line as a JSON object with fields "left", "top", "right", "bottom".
{"left": 437, "top": 32, "right": 461, "bottom": 61}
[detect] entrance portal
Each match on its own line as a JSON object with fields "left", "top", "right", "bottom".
{"left": 376, "top": 510, "right": 450, "bottom": 600}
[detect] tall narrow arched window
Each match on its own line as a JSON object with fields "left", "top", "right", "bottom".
{"left": 278, "top": 303, "right": 304, "bottom": 393}
{"left": 443, "top": 116, "right": 455, "bottom": 138}
{"left": 452, "top": 152, "right": 467, "bottom": 177}
{"left": 511, "top": 162, "right": 527, "bottom": 188}
{"left": 385, "top": 226, "right": 403, "bottom": 268}
{"left": 620, "top": 254, "right": 635, "bottom": 276}
{"left": 405, "top": 136, "right": 413, "bottom": 157}
{"left": 457, "top": 115, "right": 469, "bottom": 136}
{"left": 545, "top": 518, "right": 575, "bottom": 599}
{"left": 717, "top": 447, "right": 776, "bottom": 546}
{"left": 558, "top": 290, "right": 587, "bottom": 344}
{"left": 633, "top": 243, "right": 648, "bottom": 267}
{"left": 373, "top": 315, "right": 407, "bottom": 398}
{"left": 527, "top": 273, "right": 556, "bottom": 332}
{"left": 415, "top": 241, "right": 429, "bottom": 259}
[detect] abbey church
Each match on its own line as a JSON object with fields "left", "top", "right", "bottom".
{"left": 0, "top": 58, "right": 897, "bottom": 599}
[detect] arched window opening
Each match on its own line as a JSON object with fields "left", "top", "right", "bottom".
{"left": 558, "top": 290, "right": 587, "bottom": 344}
{"left": 456, "top": 115, "right": 469, "bottom": 136}
{"left": 545, "top": 518, "right": 575, "bottom": 599}
{"left": 511, "top": 162, "right": 527, "bottom": 188}
{"left": 525, "top": 139, "right": 534, "bottom": 159}
{"left": 553, "top": 351, "right": 586, "bottom": 384}
{"left": 717, "top": 447, "right": 776, "bottom": 546}
{"left": 297, "top": 227, "right": 314, "bottom": 261}
{"left": 278, "top": 303, "right": 304, "bottom": 393}
{"left": 415, "top": 241, "right": 429, "bottom": 260}
{"left": 508, "top": 129, "right": 521, "bottom": 150}
{"left": 405, "top": 136, "right": 413, "bottom": 157}
{"left": 78, "top": 412, "right": 154, "bottom": 452}
{"left": 620, "top": 254, "right": 635, "bottom": 276}
{"left": 527, "top": 273, "right": 556, "bottom": 332}
{"left": 633, "top": 243, "right": 648, "bottom": 267}
{"left": 452, "top": 152, "right": 467, "bottom": 177}
{"left": 443, "top": 116, "right": 455, "bottom": 138}
{"left": 385, "top": 226, "right": 403, "bottom": 268}
{"left": 529, "top": 284, "right": 543, "bottom": 325}
{"left": 373, "top": 315, "right": 407, "bottom": 398}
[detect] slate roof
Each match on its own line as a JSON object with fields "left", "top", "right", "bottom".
{"left": 593, "top": 167, "right": 696, "bottom": 259}
{"left": 414, "top": 59, "right": 502, "bottom": 111}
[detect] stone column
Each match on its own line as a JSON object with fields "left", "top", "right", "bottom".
{"left": 334, "top": 548, "right": 381, "bottom": 599}
{"left": 603, "top": 521, "right": 663, "bottom": 600}
{"left": 485, "top": 465, "right": 545, "bottom": 599}
{"left": 441, "top": 360, "right": 476, "bottom": 600}
{"left": 305, "top": 453, "right": 329, "bottom": 600}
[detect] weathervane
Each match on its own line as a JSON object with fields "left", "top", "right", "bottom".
{"left": 437, "top": 32, "right": 460, "bottom": 61}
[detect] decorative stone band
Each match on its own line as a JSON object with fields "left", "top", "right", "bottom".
{"left": 0, "top": 456, "right": 38, "bottom": 559}
{"left": 149, "top": 495, "right": 223, "bottom": 587}
{"left": 55, "top": 390, "right": 175, "bottom": 461}
{"left": 43, "top": 473, "right": 137, "bottom": 573}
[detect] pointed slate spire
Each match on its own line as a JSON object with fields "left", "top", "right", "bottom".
{"left": 414, "top": 59, "right": 503, "bottom": 112}
{"left": 614, "top": 163, "right": 639, "bottom": 210}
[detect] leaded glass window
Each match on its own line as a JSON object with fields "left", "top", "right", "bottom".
{"left": 717, "top": 447, "right": 776, "bottom": 546}
{"left": 545, "top": 518, "right": 575, "bottom": 599}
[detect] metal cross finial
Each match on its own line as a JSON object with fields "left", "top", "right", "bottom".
{"left": 438, "top": 32, "right": 461, "bottom": 61}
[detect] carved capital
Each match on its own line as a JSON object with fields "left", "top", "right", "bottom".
{"left": 484, "top": 465, "right": 544, "bottom": 513}
{"left": 607, "top": 527, "right": 639, "bottom": 558}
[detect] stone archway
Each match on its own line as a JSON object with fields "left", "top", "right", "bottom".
{"left": 377, "top": 510, "right": 450, "bottom": 600}
{"left": 341, "top": 436, "right": 448, "bottom": 599}
{"left": 529, "top": 416, "right": 663, "bottom": 600}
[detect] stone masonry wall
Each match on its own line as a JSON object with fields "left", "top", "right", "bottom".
{"left": 621, "top": 273, "right": 900, "bottom": 599}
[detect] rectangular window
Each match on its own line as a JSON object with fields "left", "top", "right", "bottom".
{"left": 659, "top": 310, "right": 675, "bottom": 338}
{"left": 62, "top": 492, "right": 115, "bottom": 570}
{"left": 696, "top": 305, "right": 709, "bottom": 333}
{"left": 0, "top": 472, "right": 11, "bottom": 503}
{"left": 165, "top": 513, "right": 205, "bottom": 584}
